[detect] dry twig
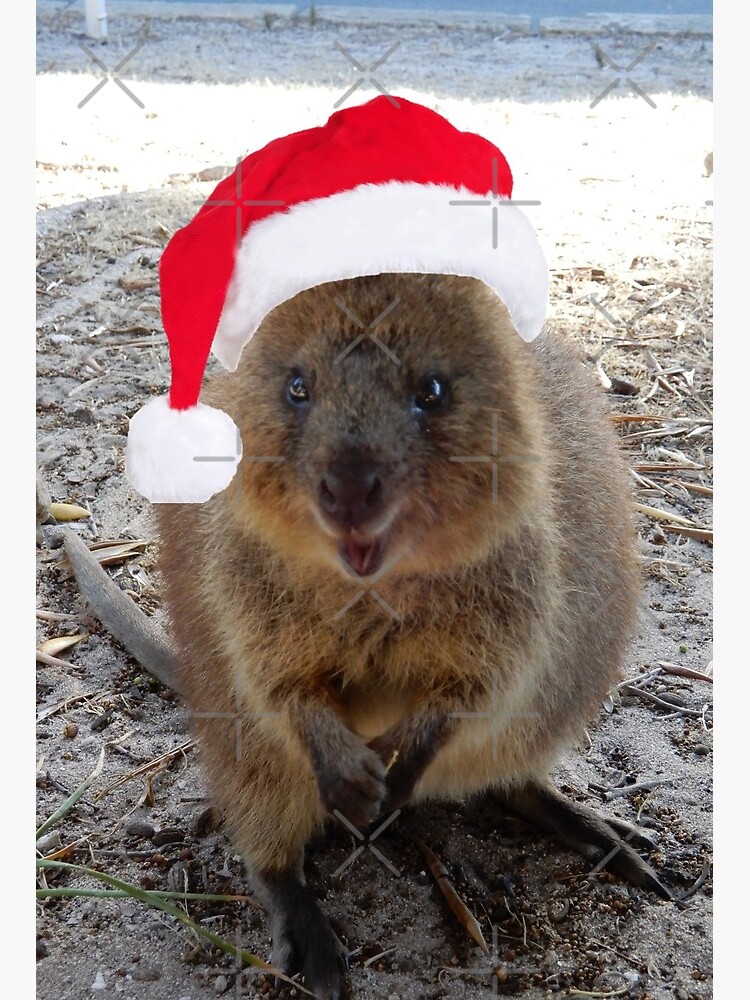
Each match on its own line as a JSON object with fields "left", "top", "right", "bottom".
{"left": 413, "top": 837, "right": 489, "bottom": 955}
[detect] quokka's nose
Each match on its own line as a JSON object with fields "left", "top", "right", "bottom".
{"left": 318, "top": 456, "right": 384, "bottom": 530}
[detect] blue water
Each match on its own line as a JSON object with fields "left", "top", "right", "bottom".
{"left": 135, "top": 1, "right": 713, "bottom": 14}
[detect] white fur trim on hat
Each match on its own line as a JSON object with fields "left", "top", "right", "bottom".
{"left": 125, "top": 396, "right": 242, "bottom": 504}
{"left": 212, "top": 181, "right": 548, "bottom": 371}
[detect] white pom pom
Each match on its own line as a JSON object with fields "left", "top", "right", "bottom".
{"left": 125, "top": 397, "right": 242, "bottom": 503}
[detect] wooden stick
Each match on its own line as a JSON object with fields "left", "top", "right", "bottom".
{"left": 621, "top": 685, "right": 706, "bottom": 718}
{"left": 668, "top": 480, "right": 713, "bottom": 497}
{"left": 603, "top": 778, "right": 674, "bottom": 801}
{"left": 36, "top": 610, "right": 87, "bottom": 622}
{"left": 568, "top": 989, "right": 629, "bottom": 998}
{"left": 413, "top": 837, "right": 489, "bottom": 955}
{"left": 633, "top": 463, "right": 704, "bottom": 473}
{"left": 662, "top": 526, "right": 713, "bottom": 544}
{"left": 633, "top": 502, "right": 696, "bottom": 527}
{"left": 36, "top": 650, "right": 80, "bottom": 670}
{"left": 37, "top": 691, "right": 96, "bottom": 724}
{"left": 675, "top": 863, "right": 711, "bottom": 904}
{"left": 611, "top": 414, "right": 670, "bottom": 424}
{"left": 657, "top": 661, "right": 713, "bottom": 684}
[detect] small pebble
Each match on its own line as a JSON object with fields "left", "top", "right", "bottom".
{"left": 90, "top": 708, "right": 114, "bottom": 732}
{"left": 548, "top": 899, "right": 570, "bottom": 923}
{"left": 193, "top": 805, "right": 223, "bottom": 837}
{"left": 36, "top": 831, "right": 62, "bottom": 854}
{"left": 131, "top": 964, "right": 161, "bottom": 982}
{"left": 91, "top": 971, "right": 106, "bottom": 991}
{"left": 44, "top": 526, "right": 68, "bottom": 548}
{"left": 152, "top": 827, "right": 186, "bottom": 847}
{"left": 126, "top": 819, "right": 155, "bottom": 840}
{"left": 214, "top": 974, "right": 228, "bottom": 994}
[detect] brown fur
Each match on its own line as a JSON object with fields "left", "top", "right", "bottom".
{"left": 155, "top": 273, "right": 644, "bottom": 992}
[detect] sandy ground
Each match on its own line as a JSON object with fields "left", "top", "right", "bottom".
{"left": 36, "top": 4, "right": 713, "bottom": 999}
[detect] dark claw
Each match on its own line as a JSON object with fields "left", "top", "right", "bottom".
{"left": 495, "top": 781, "right": 672, "bottom": 900}
{"left": 603, "top": 813, "right": 660, "bottom": 850}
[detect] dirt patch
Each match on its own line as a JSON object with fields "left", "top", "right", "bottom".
{"left": 36, "top": 6, "right": 712, "bottom": 999}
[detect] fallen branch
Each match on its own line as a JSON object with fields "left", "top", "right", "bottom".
{"left": 36, "top": 650, "right": 82, "bottom": 670}
{"left": 621, "top": 685, "right": 707, "bottom": 718}
{"left": 413, "top": 837, "right": 489, "bottom": 955}
{"left": 603, "top": 777, "right": 675, "bottom": 801}
{"left": 657, "top": 661, "right": 713, "bottom": 684}
{"left": 633, "top": 502, "right": 696, "bottom": 528}
{"left": 662, "top": 525, "right": 713, "bottom": 544}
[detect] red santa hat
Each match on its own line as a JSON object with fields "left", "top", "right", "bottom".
{"left": 126, "top": 96, "right": 548, "bottom": 503}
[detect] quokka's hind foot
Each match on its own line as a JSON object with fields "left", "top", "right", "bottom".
{"left": 494, "top": 781, "right": 671, "bottom": 900}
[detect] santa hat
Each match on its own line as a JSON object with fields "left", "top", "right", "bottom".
{"left": 126, "top": 96, "right": 548, "bottom": 504}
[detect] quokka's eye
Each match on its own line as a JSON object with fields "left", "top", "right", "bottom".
{"left": 413, "top": 374, "right": 451, "bottom": 413}
{"left": 285, "top": 374, "right": 311, "bottom": 407}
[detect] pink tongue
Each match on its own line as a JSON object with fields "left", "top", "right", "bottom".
{"left": 344, "top": 536, "right": 378, "bottom": 576}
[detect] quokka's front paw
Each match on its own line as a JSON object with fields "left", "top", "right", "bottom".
{"left": 315, "top": 738, "right": 386, "bottom": 828}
